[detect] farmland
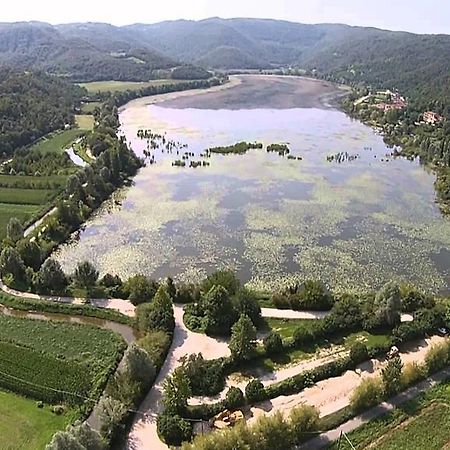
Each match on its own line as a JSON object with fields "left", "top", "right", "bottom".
{"left": 329, "top": 380, "right": 450, "bottom": 449}
{"left": 0, "top": 390, "right": 72, "bottom": 450}
{"left": 78, "top": 79, "right": 180, "bottom": 93}
{"left": 0, "top": 315, "right": 126, "bottom": 405}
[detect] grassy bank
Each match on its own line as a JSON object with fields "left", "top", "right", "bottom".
{"left": 79, "top": 79, "right": 181, "bottom": 93}
{"left": 0, "top": 389, "right": 73, "bottom": 450}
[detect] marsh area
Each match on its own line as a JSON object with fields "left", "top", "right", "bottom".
{"left": 55, "top": 76, "right": 450, "bottom": 293}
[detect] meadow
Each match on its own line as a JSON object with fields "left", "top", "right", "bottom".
{"left": 0, "top": 390, "right": 72, "bottom": 450}
{"left": 79, "top": 79, "right": 179, "bottom": 93}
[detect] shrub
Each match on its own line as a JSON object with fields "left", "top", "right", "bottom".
{"left": 289, "top": 280, "right": 333, "bottom": 311}
{"left": 349, "top": 342, "right": 369, "bottom": 365}
{"left": 245, "top": 379, "right": 267, "bottom": 403}
{"left": 224, "top": 387, "right": 245, "bottom": 409}
{"left": 350, "top": 377, "right": 383, "bottom": 413}
{"left": 157, "top": 413, "right": 193, "bottom": 446}
{"left": 401, "top": 362, "right": 426, "bottom": 388}
{"left": 229, "top": 314, "right": 257, "bottom": 361}
{"left": 324, "top": 294, "right": 363, "bottom": 333}
{"left": 252, "top": 411, "right": 293, "bottom": 450}
{"left": 272, "top": 292, "right": 291, "bottom": 309}
{"left": 414, "top": 307, "right": 444, "bottom": 333}
{"left": 180, "top": 353, "right": 226, "bottom": 396}
{"left": 124, "top": 275, "right": 158, "bottom": 305}
{"left": 392, "top": 322, "right": 423, "bottom": 345}
{"left": 293, "top": 326, "right": 314, "bottom": 346}
{"left": 425, "top": 341, "right": 450, "bottom": 374}
{"left": 51, "top": 405, "right": 65, "bottom": 415}
{"left": 137, "top": 331, "right": 171, "bottom": 369}
{"left": 289, "top": 405, "right": 319, "bottom": 442}
{"left": 263, "top": 331, "right": 283, "bottom": 355}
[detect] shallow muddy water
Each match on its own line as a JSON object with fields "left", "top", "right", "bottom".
{"left": 54, "top": 80, "right": 450, "bottom": 294}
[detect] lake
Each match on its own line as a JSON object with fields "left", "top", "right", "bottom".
{"left": 54, "top": 76, "right": 450, "bottom": 294}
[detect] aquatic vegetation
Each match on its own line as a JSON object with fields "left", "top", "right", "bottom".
{"left": 55, "top": 105, "right": 450, "bottom": 295}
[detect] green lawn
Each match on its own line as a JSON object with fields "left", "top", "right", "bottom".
{"left": 75, "top": 114, "right": 94, "bottom": 131}
{"left": 78, "top": 79, "right": 179, "bottom": 93}
{"left": 30, "top": 129, "right": 84, "bottom": 154}
{"left": 80, "top": 101, "right": 102, "bottom": 114}
{"left": 0, "top": 390, "right": 72, "bottom": 450}
{"left": 327, "top": 380, "right": 450, "bottom": 449}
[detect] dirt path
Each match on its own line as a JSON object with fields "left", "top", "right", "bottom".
{"left": 125, "top": 305, "right": 230, "bottom": 450}
{"left": 248, "top": 335, "right": 445, "bottom": 424}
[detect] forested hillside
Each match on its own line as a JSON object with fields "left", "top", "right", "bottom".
{"left": 0, "top": 68, "right": 84, "bottom": 157}
{"left": 0, "top": 21, "right": 176, "bottom": 81}
{"left": 126, "top": 18, "right": 450, "bottom": 105}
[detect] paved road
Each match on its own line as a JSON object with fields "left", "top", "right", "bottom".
{"left": 299, "top": 367, "right": 450, "bottom": 450}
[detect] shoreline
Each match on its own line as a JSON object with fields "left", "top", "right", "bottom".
{"left": 119, "top": 74, "right": 348, "bottom": 112}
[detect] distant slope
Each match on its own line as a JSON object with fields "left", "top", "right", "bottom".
{"left": 0, "top": 21, "right": 176, "bottom": 82}
{"left": 125, "top": 18, "right": 450, "bottom": 104}
{"left": 1, "top": 19, "right": 449, "bottom": 104}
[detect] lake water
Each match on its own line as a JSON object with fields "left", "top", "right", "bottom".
{"left": 54, "top": 90, "right": 450, "bottom": 294}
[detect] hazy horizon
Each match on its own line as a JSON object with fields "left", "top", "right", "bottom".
{"left": 2, "top": 0, "right": 449, "bottom": 35}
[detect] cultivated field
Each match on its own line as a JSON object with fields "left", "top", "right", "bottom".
{"left": 0, "top": 390, "right": 71, "bottom": 450}
{"left": 75, "top": 114, "right": 95, "bottom": 131}
{"left": 0, "top": 315, "right": 126, "bottom": 405}
{"left": 79, "top": 79, "right": 180, "bottom": 93}
{"left": 328, "top": 380, "right": 450, "bottom": 449}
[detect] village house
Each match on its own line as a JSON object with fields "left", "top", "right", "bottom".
{"left": 423, "top": 111, "right": 443, "bottom": 125}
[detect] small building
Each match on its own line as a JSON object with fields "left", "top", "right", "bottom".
{"left": 423, "top": 111, "right": 443, "bottom": 125}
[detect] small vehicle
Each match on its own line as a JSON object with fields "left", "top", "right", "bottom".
{"left": 438, "top": 327, "right": 448, "bottom": 337}
{"left": 387, "top": 346, "right": 399, "bottom": 359}
{"left": 212, "top": 409, "right": 245, "bottom": 429}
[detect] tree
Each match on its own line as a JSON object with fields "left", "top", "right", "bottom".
{"left": 201, "top": 269, "right": 240, "bottom": 296}
{"left": 124, "top": 274, "right": 158, "bottom": 305}
{"left": 136, "top": 286, "right": 175, "bottom": 333}
{"left": 166, "top": 276, "right": 176, "bottom": 300}
{"left": 289, "top": 280, "right": 333, "bottom": 311}
{"left": 263, "top": 331, "right": 283, "bottom": 355}
{"left": 224, "top": 386, "right": 244, "bottom": 409}
{"left": 35, "top": 259, "right": 67, "bottom": 294}
{"left": 16, "top": 239, "right": 42, "bottom": 270}
{"left": 382, "top": 356, "right": 403, "bottom": 397}
{"left": 245, "top": 379, "right": 267, "bottom": 403}
{"left": 374, "top": 282, "right": 402, "bottom": 327}
{"left": 157, "top": 413, "right": 192, "bottom": 446}
{"left": 6, "top": 217, "right": 23, "bottom": 243}
{"left": 203, "top": 285, "right": 237, "bottom": 335}
{"left": 233, "top": 287, "right": 262, "bottom": 326}
{"left": 73, "top": 261, "right": 99, "bottom": 290}
{"left": 124, "top": 344, "right": 155, "bottom": 387}
{"left": 46, "top": 432, "right": 84, "bottom": 450}
{"left": 70, "top": 423, "right": 105, "bottom": 450}
{"left": 229, "top": 314, "right": 256, "bottom": 361}
{"left": 0, "top": 247, "right": 26, "bottom": 281}
{"left": 97, "top": 396, "right": 127, "bottom": 439}
{"left": 162, "top": 367, "right": 191, "bottom": 414}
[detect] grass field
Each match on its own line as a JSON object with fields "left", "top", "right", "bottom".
{"left": 80, "top": 101, "right": 102, "bottom": 114}
{"left": 30, "top": 129, "right": 84, "bottom": 154}
{"left": 75, "top": 114, "right": 94, "bottom": 131}
{"left": 0, "top": 204, "right": 41, "bottom": 239}
{"left": 328, "top": 380, "right": 450, "bottom": 449}
{"left": 0, "top": 390, "right": 72, "bottom": 450}
{"left": 0, "top": 188, "right": 55, "bottom": 205}
{"left": 78, "top": 79, "right": 179, "bottom": 93}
